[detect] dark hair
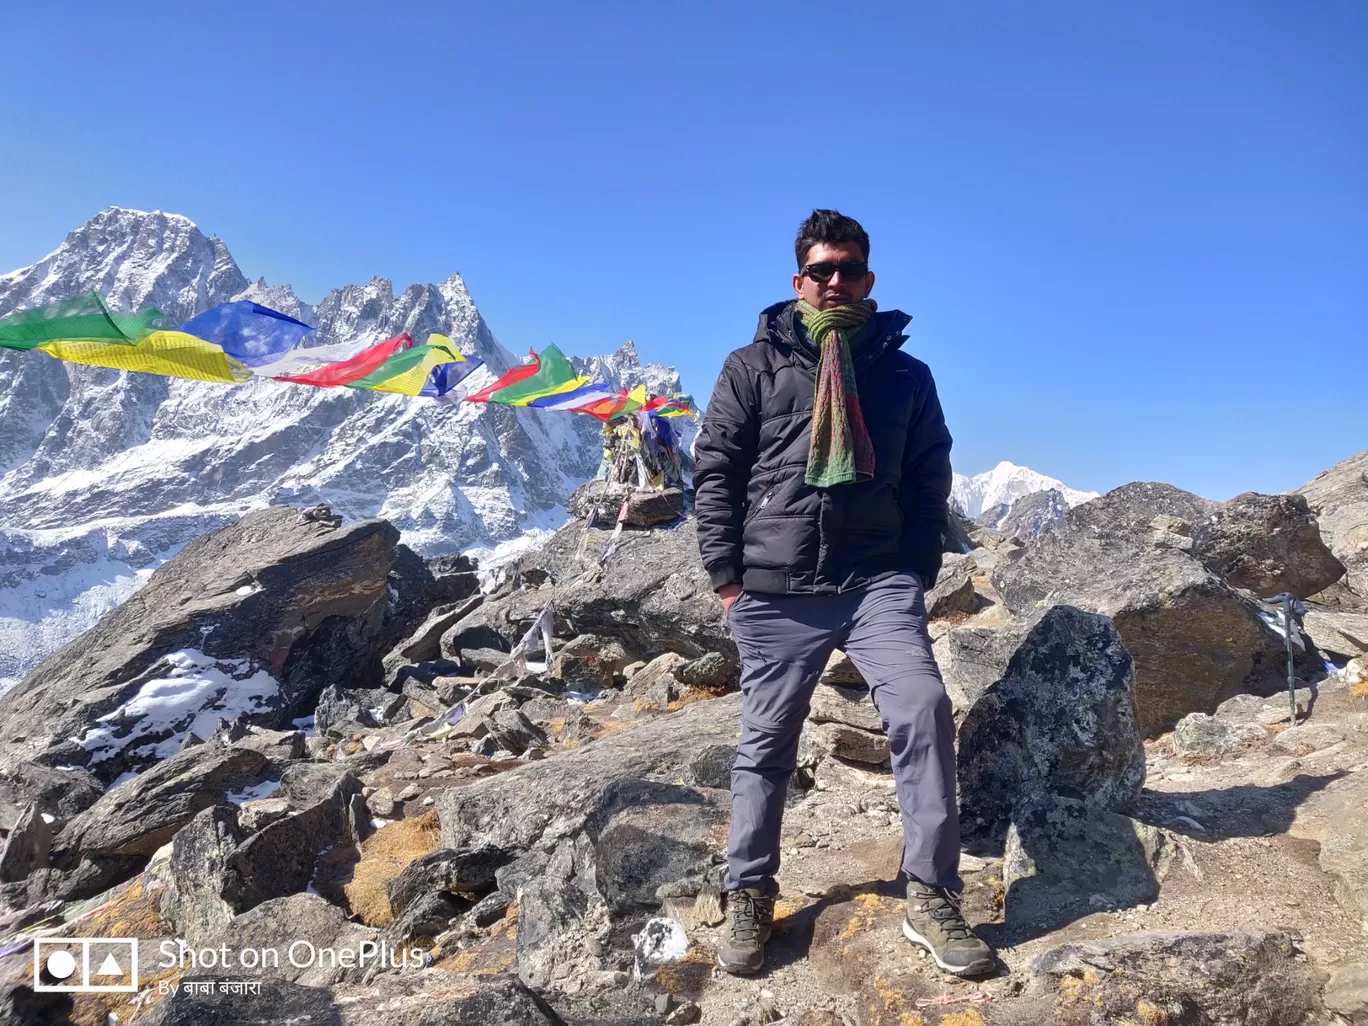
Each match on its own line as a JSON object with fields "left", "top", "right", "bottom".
{"left": 794, "top": 209, "right": 870, "bottom": 268}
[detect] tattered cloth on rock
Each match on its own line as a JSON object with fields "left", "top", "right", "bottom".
{"left": 598, "top": 407, "right": 689, "bottom": 489}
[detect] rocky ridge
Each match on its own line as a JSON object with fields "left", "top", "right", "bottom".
{"left": 0, "top": 447, "right": 1364, "bottom": 1025}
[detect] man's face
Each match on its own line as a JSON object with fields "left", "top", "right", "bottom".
{"left": 793, "top": 241, "right": 875, "bottom": 309}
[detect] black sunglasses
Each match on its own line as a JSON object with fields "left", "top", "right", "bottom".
{"left": 800, "top": 260, "right": 869, "bottom": 284}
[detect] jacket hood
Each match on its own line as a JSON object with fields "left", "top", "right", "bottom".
{"left": 752, "top": 300, "right": 912, "bottom": 369}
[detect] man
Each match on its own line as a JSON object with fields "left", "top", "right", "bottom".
{"left": 693, "top": 210, "right": 994, "bottom": 977}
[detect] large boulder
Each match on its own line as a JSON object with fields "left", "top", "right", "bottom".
{"left": 993, "top": 482, "right": 1325, "bottom": 735}
{"left": 57, "top": 741, "right": 272, "bottom": 862}
{"left": 1191, "top": 491, "right": 1345, "bottom": 598}
{"left": 0, "top": 507, "right": 403, "bottom": 783}
{"left": 565, "top": 480, "right": 687, "bottom": 528}
{"left": 443, "top": 517, "right": 733, "bottom": 665}
{"left": 1299, "top": 447, "right": 1368, "bottom": 602}
{"left": 957, "top": 606, "right": 1145, "bottom": 852}
{"left": 437, "top": 695, "right": 740, "bottom": 990}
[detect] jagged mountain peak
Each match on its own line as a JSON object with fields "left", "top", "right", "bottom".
{"left": 0, "top": 206, "right": 248, "bottom": 325}
{"left": 0, "top": 210, "right": 686, "bottom": 690}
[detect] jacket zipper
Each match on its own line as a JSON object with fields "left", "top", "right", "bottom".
{"left": 747, "top": 487, "right": 776, "bottom": 523}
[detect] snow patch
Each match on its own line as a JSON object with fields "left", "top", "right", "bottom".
{"left": 72, "top": 650, "right": 280, "bottom": 764}
{"left": 228, "top": 778, "right": 281, "bottom": 804}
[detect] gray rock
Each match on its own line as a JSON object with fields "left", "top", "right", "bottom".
{"left": 932, "top": 619, "right": 1032, "bottom": 716}
{"left": 1323, "top": 964, "right": 1368, "bottom": 1024}
{"left": 1192, "top": 491, "right": 1345, "bottom": 598}
{"left": 566, "top": 479, "right": 687, "bottom": 528}
{"left": 798, "top": 721, "right": 888, "bottom": 767}
{"left": 238, "top": 797, "right": 291, "bottom": 833}
{"left": 440, "top": 622, "right": 510, "bottom": 663}
{"left": 0, "top": 984, "right": 73, "bottom": 1026}
{"left": 592, "top": 782, "right": 727, "bottom": 912}
{"left": 459, "top": 647, "right": 511, "bottom": 675}
{"left": 0, "top": 507, "right": 402, "bottom": 784}
{"left": 387, "top": 846, "right": 513, "bottom": 917}
{"left": 925, "top": 562, "right": 978, "bottom": 619}
{"left": 0, "top": 763, "right": 102, "bottom": 830}
{"left": 438, "top": 695, "right": 740, "bottom": 989}
{"left": 518, "top": 696, "right": 573, "bottom": 729}
{"left": 488, "top": 708, "right": 544, "bottom": 756}
{"left": 992, "top": 482, "right": 1326, "bottom": 735}
{"left": 686, "top": 742, "right": 736, "bottom": 789}
{"left": 1003, "top": 795, "right": 1173, "bottom": 933}
{"left": 1298, "top": 447, "right": 1368, "bottom": 601}
{"left": 1149, "top": 513, "right": 1195, "bottom": 551}
{"left": 57, "top": 742, "right": 270, "bottom": 861}
{"left": 382, "top": 595, "right": 483, "bottom": 687}
{"left": 818, "top": 650, "right": 865, "bottom": 687}
{"left": 1290, "top": 768, "right": 1368, "bottom": 926}
{"left": 624, "top": 652, "right": 688, "bottom": 698}
{"left": 157, "top": 804, "right": 244, "bottom": 946}
{"left": 458, "top": 517, "right": 734, "bottom": 664}
{"left": 383, "top": 889, "right": 463, "bottom": 943}
{"left": 1173, "top": 713, "right": 1268, "bottom": 758}
{"left": 233, "top": 726, "right": 306, "bottom": 768}
{"left": 222, "top": 771, "right": 362, "bottom": 912}
{"left": 1272, "top": 722, "right": 1345, "bottom": 755}
{"left": 958, "top": 606, "right": 1145, "bottom": 851}
{"left": 279, "top": 762, "right": 356, "bottom": 809}
{"left": 988, "top": 489, "right": 1071, "bottom": 540}
{"left": 0, "top": 805, "right": 51, "bottom": 883}
{"left": 214, "top": 892, "right": 377, "bottom": 986}
{"left": 1303, "top": 605, "right": 1368, "bottom": 659}
{"left": 314, "top": 685, "right": 406, "bottom": 735}
{"left": 808, "top": 683, "right": 883, "bottom": 732}
{"left": 676, "top": 651, "right": 735, "bottom": 689}
{"left": 1028, "top": 930, "right": 1317, "bottom": 1026}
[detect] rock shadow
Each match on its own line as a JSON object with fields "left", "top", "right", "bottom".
{"left": 978, "top": 773, "right": 1345, "bottom": 947}
{"left": 1130, "top": 771, "right": 1345, "bottom": 840}
{"left": 764, "top": 878, "right": 903, "bottom": 974}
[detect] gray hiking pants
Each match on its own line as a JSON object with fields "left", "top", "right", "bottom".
{"left": 724, "top": 571, "right": 962, "bottom": 893}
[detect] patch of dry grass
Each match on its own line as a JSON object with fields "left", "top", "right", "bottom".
{"left": 341, "top": 811, "right": 441, "bottom": 926}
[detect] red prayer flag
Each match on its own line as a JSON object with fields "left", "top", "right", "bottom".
{"left": 274, "top": 333, "right": 413, "bottom": 387}
{"left": 465, "top": 349, "right": 540, "bottom": 404}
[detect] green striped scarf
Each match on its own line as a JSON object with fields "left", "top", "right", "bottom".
{"left": 796, "top": 299, "right": 876, "bottom": 488}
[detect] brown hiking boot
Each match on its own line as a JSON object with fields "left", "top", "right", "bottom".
{"left": 716, "top": 886, "right": 775, "bottom": 974}
{"left": 903, "top": 879, "right": 995, "bottom": 977}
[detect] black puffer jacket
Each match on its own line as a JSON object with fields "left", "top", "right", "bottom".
{"left": 694, "top": 301, "right": 952, "bottom": 595}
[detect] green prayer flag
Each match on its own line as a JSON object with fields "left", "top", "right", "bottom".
{"left": 487, "top": 344, "right": 577, "bottom": 405}
{"left": 0, "top": 292, "right": 161, "bottom": 351}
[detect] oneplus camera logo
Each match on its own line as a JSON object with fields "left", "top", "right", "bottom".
{"left": 34, "top": 938, "right": 139, "bottom": 992}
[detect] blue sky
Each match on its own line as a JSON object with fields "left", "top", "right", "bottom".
{"left": 2, "top": 1, "right": 1363, "bottom": 500}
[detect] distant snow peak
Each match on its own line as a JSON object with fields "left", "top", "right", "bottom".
{"left": 951, "top": 460, "right": 1098, "bottom": 520}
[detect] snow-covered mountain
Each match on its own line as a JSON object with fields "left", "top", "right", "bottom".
{"left": 951, "top": 461, "right": 1098, "bottom": 520}
{"left": 0, "top": 208, "right": 683, "bottom": 689}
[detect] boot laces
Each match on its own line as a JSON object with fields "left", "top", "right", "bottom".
{"left": 915, "top": 886, "right": 972, "bottom": 941}
{"left": 729, "top": 891, "right": 767, "bottom": 944}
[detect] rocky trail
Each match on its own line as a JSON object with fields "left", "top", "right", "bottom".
{"left": 0, "top": 452, "right": 1365, "bottom": 1026}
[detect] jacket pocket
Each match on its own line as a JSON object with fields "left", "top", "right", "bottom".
{"left": 745, "top": 486, "right": 778, "bottom": 525}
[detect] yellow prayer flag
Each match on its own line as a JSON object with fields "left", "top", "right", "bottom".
{"left": 38, "top": 332, "right": 252, "bottom": 384}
